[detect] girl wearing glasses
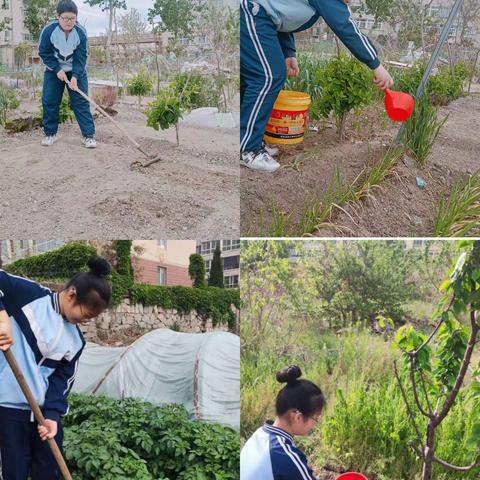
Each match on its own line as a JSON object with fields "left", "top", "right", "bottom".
{"left": 38, "top": 0, "right": 97, "bottom": 149}
{"left": 0, "top": 256, "right": 112, "bottom": 480}
{"left": 241, "top": 365, "right": 325, "bottom": 479}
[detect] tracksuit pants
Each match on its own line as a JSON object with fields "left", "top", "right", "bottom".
{"left": 240, "top": 0, "right": 287, "bottom": 153}
{"left": 0, "top": 407, "right": 64, "bottom": 480}
{"left": 42, "top": 69, "right": 95, "bottom": 138}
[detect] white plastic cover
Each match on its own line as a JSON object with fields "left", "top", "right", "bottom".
{"left": 72, "top": 330, "right": 240, "bottom": 429}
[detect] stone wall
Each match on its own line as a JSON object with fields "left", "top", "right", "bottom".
{"left": 80, "top": 297, "right": 238, "bottom": 343}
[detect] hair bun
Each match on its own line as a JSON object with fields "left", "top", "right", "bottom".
{"left": 87, "top": 256, "right": 111, "bottom": 277}
{"left": 276, "top": 365, "right": 302, "bottom": 385}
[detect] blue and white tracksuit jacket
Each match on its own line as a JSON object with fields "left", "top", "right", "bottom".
{"left": 0, "top": 270, "right": 85, "bottom": 423}
{"left": 241, "top": 423, "right": 316, "bottom": 479}
{"left": 38, "top": 21, "right": 95, "bottom": 137}
{"left": 240, "top": 0, "right": 381, "bottom": 152}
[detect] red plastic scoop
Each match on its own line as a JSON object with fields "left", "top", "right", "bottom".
{"left": 384, "top": 88, "right": 415, "bottom": 122}
{"left": 336, "top": 473, "right": 368, "bottom": 480}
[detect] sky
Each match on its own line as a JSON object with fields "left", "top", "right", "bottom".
{"left": 77, "top": 0, "right": 154, "bottom": 36}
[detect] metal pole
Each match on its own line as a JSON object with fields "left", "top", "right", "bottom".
{"left": 396, "top": 0, "right": 465, "bottom": 143}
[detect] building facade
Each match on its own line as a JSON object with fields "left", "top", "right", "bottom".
{"left": 0, "top": 0, "right": 33, "bottom": 67}
{"left": 196, "top": 240, "right": 240, "bottom": 288}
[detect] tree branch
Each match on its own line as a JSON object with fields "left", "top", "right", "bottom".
{"left": 393, "top": 360, "right": 424, "bottom": 446}
{"left": 435, "top": 310, "right": 479, "bottom": 426}
{"left": 410, "top": 356, "right": 434, "bottom": 419}
{"left": 419, "top": 371, "right": 433, "bottom": 415}
{"left": 432, "top": 453, "right": 480, "bottom": 472}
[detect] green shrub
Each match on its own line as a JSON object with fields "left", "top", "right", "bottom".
{"left": 146, "top": 88, "right": 184, "bottom": 131}
{"left": 311, "top": 54, "right": 374, "bottom": 139}
{"left": 64, "top": 394, "right": 239, "bottom": 480}
{"left": 130, "top": 284, "right": 239, "bottom": 329}
{"left": 5, "top": 242, "right": 96, "bottom": 279}
{"left": 127, "top": 71, "right": 153, "bottom": 106}
{"left": 188, "top": 253, "right": 207, "bottom": 288}
{"left": 0, "top": 85, "right": 20, "bottom": 125}
{"left": 394, "top": 62, "right": 466, "bottom": 106}
{"left": 170, "top": 71, "right": 222, "bottom": 110}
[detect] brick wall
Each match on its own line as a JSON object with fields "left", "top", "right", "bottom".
{"left": 134, "top": 258, "right": 192, "bottom": 287}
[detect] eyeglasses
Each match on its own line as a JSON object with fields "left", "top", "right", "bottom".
{"left": 59, "top": 15, "right": 77, "bottom": 22}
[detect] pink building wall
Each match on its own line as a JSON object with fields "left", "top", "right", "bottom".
{"left": 134, "top": 258, "right": 192, "bottom": 287}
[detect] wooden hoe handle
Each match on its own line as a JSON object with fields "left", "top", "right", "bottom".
{"left": 2, "top": 349, "right": 73, "bottom": 480}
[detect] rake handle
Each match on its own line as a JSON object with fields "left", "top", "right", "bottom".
{"left": 2, "top": 349, "right": 73, "bottom": 480}
{"left": 74, "top": 87, "right": 151, "bottom": 158}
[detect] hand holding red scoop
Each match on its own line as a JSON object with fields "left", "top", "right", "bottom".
{"left": 384, "top": 89, "right": 415, "bottom": 122}
{"left": 336, "top": 473, "right": 369, "bottom": 480}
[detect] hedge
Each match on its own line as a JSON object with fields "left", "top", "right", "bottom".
{"left": 5, "top": 242, "right": 97, "bottom": 279}
{"left": 130, "top": 284, "right": 240, "bottom": 329}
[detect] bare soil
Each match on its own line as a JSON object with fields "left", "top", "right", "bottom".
{"left": 0, "top": 102, "right": 239, "bottom": 238}
{"left": 240, "top": 93, "right": 480, "bottom": 237}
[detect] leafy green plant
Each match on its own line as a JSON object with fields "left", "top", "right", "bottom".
{"left": 433, "top": 172, "right": 480, "bottom": 237}
{"left": 170, "top": 71, "right": 222, "bottom": 110}
{"left": 5, "top": 242, "right": 96, "bottom": 278}
{"left": 127, "top": 71, "right": 153, "bottom": 107}
{"left": 188, "top": 253, "right": 206, "bottom": 288}
{"left": 284, "top": 53, "right": 325, "bottom": 104}
{"left": 64, "top": 394, "right": 240, "bottom": 479}
{"left": 130, "top": 284, "right": 239, "bottom": 329}
{"left": 0, "top": 85, "right": 20, "bottom": 126}
{"left": 312, "top": 54, "right": 374, "bottom": 140}
{"left": 146, "top": 88, "right": 184, "bottom": 146}
{"left": 401, "top": 93, "right": 447, "bottom": 166}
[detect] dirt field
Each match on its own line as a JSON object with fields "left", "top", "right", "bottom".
{"left": 240, "top": 93, "right": 480, "bottom": 237}
{"left": 0, "top": 101, "right": 239, "bottom": 238}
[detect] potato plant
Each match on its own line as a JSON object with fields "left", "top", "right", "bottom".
{"left": 63, "top": 394, "right": 239, "bottom": 480}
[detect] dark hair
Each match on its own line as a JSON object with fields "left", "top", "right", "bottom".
{"left": 65, "top": 256, "right": 112, "bottom": 312}
{"left": 275, "top": 365, "right": 326, "bottom": 417}
{"left": 57, "top": 0, "right": 78, "bottom": 16}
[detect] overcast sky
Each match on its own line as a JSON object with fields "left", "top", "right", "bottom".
{"left": 77, "top": 0, "right": 154, "bottom": 36}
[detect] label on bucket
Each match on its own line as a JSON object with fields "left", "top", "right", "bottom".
{"left": 265, "top": 108, "right": 308, "bottom": 140}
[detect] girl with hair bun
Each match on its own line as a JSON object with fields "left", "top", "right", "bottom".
{"left": 241, "top": 365, "right": 325, "bottom": 480}
{"left": 0, "top": 256, "right": 112, "bottom": 480}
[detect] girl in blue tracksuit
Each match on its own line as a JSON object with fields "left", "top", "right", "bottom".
{"left": 241, "top": 365, "right": 326, "bottom": 479}
{"left": 240, "top": 0, "right": 394, "bottom": 172}
{"left": 39, "top": 0, "right": 96, "bottom": 149}
{"left": 0, "top": 256, "right": 112, "bottom": 480}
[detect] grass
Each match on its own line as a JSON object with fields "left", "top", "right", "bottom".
{"left": 433, "top": 171, "right": 480, "bottom": 237}
{"left": 242, "top": 313, "right": 480, "bottom": 480}
{"left": 401, "top": 93, "right": 448, "bottom": 166}
{"left": 269, "top": 146, "right": 404, "bottom": 236}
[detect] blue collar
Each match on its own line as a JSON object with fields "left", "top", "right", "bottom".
{"left": 263, "top": 422, "right": 294, "bottom": 443}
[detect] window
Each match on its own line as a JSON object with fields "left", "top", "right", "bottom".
{"left": 413, "top": 240, "right": 424, "bottom": 248}
{"left": 4, "top": 30, "right": 10, "bottom": 42}
{"left": 224, "top": 275, "right": 239, "bottom": 288}
{"left": 158, "top": 240, "right": 166, "bottom": 248}
{"left": 158, "top": 267, "right": 167, "bottom": 286}
{"left": 223, "top": 255, "right": 239, "bottom": 271}
{"left": 222, "top": 240, "right": 240, "bottom": 251}
{"left": 357, "top": 19, "right": 367, "bottom": 29}
{"left": 23, "top": 33, "right": 33, "bottom": 42}
{"left": 204, "top": 260, "right": 211, "bottom": 272}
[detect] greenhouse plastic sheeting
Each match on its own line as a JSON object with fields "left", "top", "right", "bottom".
{"left": 72, "top": 329, "right": 240, "bottom": 429}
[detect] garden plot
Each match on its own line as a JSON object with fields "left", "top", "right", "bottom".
{"left": 241, "top": 94, "right": 480, "bottom": 237}
{"left": 0, "top": 102, "right": 239, "bottom": 238}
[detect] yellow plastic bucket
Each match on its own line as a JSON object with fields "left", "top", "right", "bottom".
{"left": 264, "top": 90, "right": 311, "bottom": 145}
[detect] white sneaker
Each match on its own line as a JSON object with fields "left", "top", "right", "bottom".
{"left": 262, "top": 142, "right": 279, "bottom": 156}
{"left": 241, "top": 148, "right": 280, "bottom": 173}
{"left": 41, "top": 134, "right": 57, "bottom": 146}
{"left": 83, "top": 137, "right": 97, "bottom": 149}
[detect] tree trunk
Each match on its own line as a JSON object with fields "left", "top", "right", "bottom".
{"left": 421, "top": 422, "right": 436, "bottom": 480}
{"left": 153, "top": 26, "right": 160, "bottom": 94}
{"left": 106, "top": 5, "right": 114, "bottom": 64}
{"left": 339, "top": 112, "right": 347, "bottom": 141}
{"left": 175, "top": 122, "right": 180, "bottom": 146}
